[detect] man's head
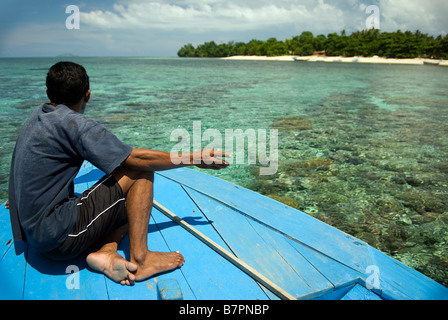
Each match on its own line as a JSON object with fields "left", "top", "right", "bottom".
{"left": 46, "top": 61, "right": 90, "bottom": 110}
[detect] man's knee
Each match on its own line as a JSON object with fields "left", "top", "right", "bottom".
{"left": 132, "top": 169, "right": 154, "bottom": 181}
{"left": 113, "top": 166, "right": 154, "bottom": 181}
{"left": 112, "top": 167, "right": 154, "bottom": 195}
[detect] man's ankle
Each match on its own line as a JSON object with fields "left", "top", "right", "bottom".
{"left": 130, "top": 249, "right": 148, "bottom": 265}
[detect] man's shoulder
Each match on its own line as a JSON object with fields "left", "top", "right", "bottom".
{"left": 45, "top": 104, "right": 101, "bottom": 132}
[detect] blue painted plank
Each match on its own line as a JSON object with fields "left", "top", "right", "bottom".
{"left": 184, "top": 186, "right": 334, "bottom": 299}
{"left": 248, "top": 220, "right": 351, "bottom": 300}
{"left": 340, "top": 284, "right": 382, "bottom": 300}
{"left": 0, "top": 202, "right": 27, "bottom": 299}
{"left": 284, "top": 238, "right": 363, "bottom": 299}
{"left": 0, "top": 242, "right": 27, "bottom": 299}
{"left": 105, "top": 275, "right": 159, "bottom": 300}
{"left": 314, "top": 282, "right": 357, "bottom": 300}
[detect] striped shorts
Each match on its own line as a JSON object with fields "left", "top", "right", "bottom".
{"left": 43, "top": 174, "right": 127, "bottom": 261}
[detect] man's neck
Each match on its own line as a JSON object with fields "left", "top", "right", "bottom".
{"left": 48, "top": 102, "right": 83, "bottom": 113}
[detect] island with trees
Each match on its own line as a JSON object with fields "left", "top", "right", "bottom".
{"left": 177, "top": 29, "right": 448, "bottom": 60}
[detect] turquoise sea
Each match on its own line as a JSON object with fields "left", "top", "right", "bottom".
{"left": 0, "top": 57, "right": 447, "bottom": 286}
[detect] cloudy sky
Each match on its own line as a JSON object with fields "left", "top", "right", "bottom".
{"left": 0, "top": 0, "right": 447, "bottom": 57}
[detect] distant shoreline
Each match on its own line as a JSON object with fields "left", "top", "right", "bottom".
{"left": 221, "top": 55, "right": 448, "bottom": 66}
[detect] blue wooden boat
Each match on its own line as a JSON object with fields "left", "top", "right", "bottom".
{"left": 1, "top": 161, "right": 447, "bottom": 300}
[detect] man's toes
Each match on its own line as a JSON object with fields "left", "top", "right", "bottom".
{"left": 126, "top": 261, "right": 138, "bottom": 273}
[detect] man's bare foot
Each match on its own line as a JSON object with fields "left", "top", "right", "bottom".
{"left": 87, "top": 250, "right": 138, "bottom": 286}
{"left": 133, "top": 250, "right": 185, "bottom": 281}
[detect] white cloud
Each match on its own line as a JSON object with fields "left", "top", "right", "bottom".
{"left": 81, "top": 0, "right": 347, "bottom": 33}
{"left": 380, "top": 0, "right": 448, "bottom": 34}
{"left": 80, "top": 0, "right": 447, "bottom": 37}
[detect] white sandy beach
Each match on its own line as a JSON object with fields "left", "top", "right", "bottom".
{"left": 221, "top": 55, "right": 448, "bottom": 66}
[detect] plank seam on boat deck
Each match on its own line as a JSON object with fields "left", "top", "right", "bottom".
{"left": 178, "top": 183, "right": 271, "bottom": 298}
{"left": 179, "top": 184, "right": 240, "bottom": 258}
{"left": 243, "top": 215, "right": 312, "bottom": 295}
{"left": 180, "top": 184, "right": 297, "bottom": 299}
{"left": 282, "top": 234, "right": 337, "bottom": 290}
{"left": 0, "top": 241, "right": 12, "bottom": 262}
{"left": 180, "top": 184, "right": 345, "bottom": 299}
{"left": 22, "top": 247, "right": 28, "bottom": 299}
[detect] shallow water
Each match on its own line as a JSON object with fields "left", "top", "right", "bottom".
{"left": 1, "top": 57, "right": 447, "bottom": 286}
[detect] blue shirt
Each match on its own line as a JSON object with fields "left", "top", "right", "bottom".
{"left": 8, "top": 104, "right": 133, "bottom": 253}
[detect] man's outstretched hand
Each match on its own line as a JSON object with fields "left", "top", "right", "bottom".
{"left": 123, "top": 148, "right": 231, "bottom": 172}
{"left": 193, "top": 149, "right": 231, "bottom": 170}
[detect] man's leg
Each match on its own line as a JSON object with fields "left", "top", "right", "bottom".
{"left": 86, "top": 167, "right": 184, "bottom": 285}
{"left": 114, "top": 168, "right": 185, "bottom": 281}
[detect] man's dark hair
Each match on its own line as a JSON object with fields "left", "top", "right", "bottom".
{"left": 46, "top": 61, "right": 90, "bottom": 106}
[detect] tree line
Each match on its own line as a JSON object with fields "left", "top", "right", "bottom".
{"left": 177, "top": 29, "right": 448, "bottom": 59}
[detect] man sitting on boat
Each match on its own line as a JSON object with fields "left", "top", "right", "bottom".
{"left": 8, "top": 61, "right": 230, "bottom": 285}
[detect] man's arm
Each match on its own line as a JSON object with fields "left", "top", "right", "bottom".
{"left": 122, "top": 148, "right": 231, "bottom": 172}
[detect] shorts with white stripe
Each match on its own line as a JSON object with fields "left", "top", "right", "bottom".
{"left": 43, "top": 174, "right": 127, "bottom": 261}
